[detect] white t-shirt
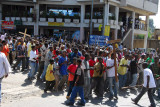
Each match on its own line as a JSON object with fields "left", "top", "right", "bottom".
{"left": 143, "top": 68, "right": 156, "bottom": 88}
{"left": 81, "top": 60, "right": 90, "bottom": 78}
{"left": 106, "top": 58, "right": 118, "bottom": 77}
{"left": 29, "top": 50, "right": 38, "bottom": 62}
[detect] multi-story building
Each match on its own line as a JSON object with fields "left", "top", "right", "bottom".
{"left": 0, "top": 0, "right": 159, "bottom": 49}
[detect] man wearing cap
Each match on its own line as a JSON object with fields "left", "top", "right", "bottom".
{"left": 0, "top": 43, "right": 11, "bottom": 103}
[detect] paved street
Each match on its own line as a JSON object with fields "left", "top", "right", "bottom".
{"left": 2, "top": 69, "right": 160, "bottom": 107}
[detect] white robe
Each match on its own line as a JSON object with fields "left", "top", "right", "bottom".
{"left": 0, "top": 52, "right": 11, "bottom": 78}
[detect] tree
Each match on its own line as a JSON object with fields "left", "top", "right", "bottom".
{"left": 149, "top": 18, "right": 155, "bottom": 33}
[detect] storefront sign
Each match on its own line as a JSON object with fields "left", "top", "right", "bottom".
{"left": 48, "top": 22, "right": 64, "bottom": 26}
{"left": 104, "top": 25, "right": 110, "bottom": 36}
{"left": 89, "top": 35, "right": 110, "bottom": 46}
{"left": 2, "top": 21, "right": 16, "bottom": 30}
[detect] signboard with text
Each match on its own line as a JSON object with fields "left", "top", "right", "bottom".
{"left": 89, "top": 35, "right": 110, "bottom": 46}
{"left": 2, "top": 21, "right": 16, "bottom": 30}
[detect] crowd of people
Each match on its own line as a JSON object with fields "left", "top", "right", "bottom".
{"left": 0, "top": 32, "right": 160, "bottom": 106}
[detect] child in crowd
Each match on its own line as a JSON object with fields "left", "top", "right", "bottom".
{"left": 44, "top": 58, "right": 55, "bottom": 93}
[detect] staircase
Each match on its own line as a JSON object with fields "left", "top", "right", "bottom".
{"left": 121, "top": 28, "right": 132, "bottom": 49}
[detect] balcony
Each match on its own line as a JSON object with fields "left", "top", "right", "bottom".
{"left": 119, "top": 0, "right": 158, "bottom": 14}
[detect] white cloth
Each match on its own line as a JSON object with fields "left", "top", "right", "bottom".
{"left": 0, "top": 52, "right": 11, "bottom": 78}
{"left": 143, "top": 68, "right": 156, "bottom": 88}
{"left": 81, "top": 60, "right": 90, "bottom": 78}
{"left": 138, "top": 58, "right": 144, "bottom": 73}
{"left": 40, "top": 45, "right": 48, "bottom": 61}
{"left": 106, "top": 58, "right": 118, "bottom": 77}
{"left": 0, "top": 33, "right": 7, "bottom": 40}
{"left": 29, "top": 50, "right": 38, "bottom": 62}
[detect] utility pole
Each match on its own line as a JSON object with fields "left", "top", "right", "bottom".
{"left": 90, "top": 0, "right": 94, "bottom": 35}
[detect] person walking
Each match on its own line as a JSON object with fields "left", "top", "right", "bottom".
{"left": 131, "top": 62, "right": 156, "bottom": 107}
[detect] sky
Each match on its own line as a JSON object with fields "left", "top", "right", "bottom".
{"left": 140, "top": 2, "right": 160, "bottom": 29}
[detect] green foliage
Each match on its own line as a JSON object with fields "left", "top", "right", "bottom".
{"left": 40, "top": 11, "right": 47, "bottom": 18}
{"left": 65, "top": 14, "right": 70, "bottom": 19}
{"left": 48, "top": 12, "right": 55, "bottom": 18}
{"left": 135, "top": 34, "right": 145, "bottom": 39}
{"left": 148, "top": 28, "right": 152, "bottom": 39}
{"left": 85, "top": 14, "right": 90, "bottom": 19}
{"left": 149, "top": 18, "right": 155, "bottom": 33}
{"left": 57, "top": 12, "right": 64, "bottom": 18}
{"left": 73, "top": 14, "right": 80, "bottom": 19}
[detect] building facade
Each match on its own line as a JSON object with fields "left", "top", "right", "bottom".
{"left": 0, "top": 0, "right": 159, "bottom": 49}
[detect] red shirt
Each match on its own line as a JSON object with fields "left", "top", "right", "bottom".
{"left": 2, "top": 45, "right": 9, "bottom": 57}
{"left": 80, "top": 56, "right": 85, "bottom": 60}
{"left": 89, "top": 59, "right": 96, "bottom": 77}
{"left": 67, "top": 64, "right": 78, "bottom": 81}
{"left": 67, "top": 49, "right": 71, "bottom": 53}
{"left": 53, "top": 50, "right": 56, "bottom": 55}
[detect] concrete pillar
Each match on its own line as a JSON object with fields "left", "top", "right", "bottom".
{"left": 114, "top": 6, "right": 119, "bottom": 40}
{"left": 103, "top": 2, "right": 109, "bottom": 35}
{"left": 80, "top": 4, "right": 85, "bottom": 43}
{"left": 0, "top": 4, "right": 2, "bottom": 32}
{"left": 131, "top": 11, "right": 135, "bottom": 50}
{"left": 144, "top": 16, "right": 149, "bottom": 49}
{"left": 34, "top": 3, "right": 39, "bottom": 36}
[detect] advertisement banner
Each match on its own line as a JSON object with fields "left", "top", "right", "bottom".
{"left": 104, "top": 25, "right": 110, "bottom": 36}
{"left": 89, "top": 35, "right": 110, "bottom": 46}
{"left": 2, "top": 21, "right": 16, "bottom": 30}
{"left": 48, "top": 22, "right": 64, "bottom": 26}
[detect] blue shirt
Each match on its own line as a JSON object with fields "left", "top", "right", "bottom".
{"left": 70, "top": 52, "right": 81, "bottom": 63}
{"left": 17, "top": 45, "right": 25, "bottom": 56}
{"left": 59, "top": 56, "right": 68, "bottom": 76}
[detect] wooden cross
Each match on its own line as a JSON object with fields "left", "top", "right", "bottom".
{"left": 58, "top": 36, "right": 61, "bottom": 47}
{"left": 107, "top": 39, "right": 121, "bottom": 82}
{"left": 19, "top": 28, "right": 31, "bottom": 41}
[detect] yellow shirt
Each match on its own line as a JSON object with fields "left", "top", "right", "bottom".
{"left": 118, "top": 58, "right": 128, "bottom": 75}
{"left": 28, "top": 44, "right": 32, "bottom": 57}
{"left": 93, "top": 62, "right": 105, "bottom": 77}
{"left": 45, "top": 64, "right": 55, "bottom": 81}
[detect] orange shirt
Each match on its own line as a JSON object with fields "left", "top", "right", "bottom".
{"left": 68, "top": 64, "right": 78, "bottom": 81}
{"left": 2, "top": 45, "right": 9, "bottom": 57}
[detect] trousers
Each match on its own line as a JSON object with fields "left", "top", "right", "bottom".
{"left": 70, "top": 86, "right": 85, "bottom": 105}
{"left": 84, "top": 77, "right": 91, "bottom": 98}
{"left": 134, "top": 87, "right": 155, "bottom": 107}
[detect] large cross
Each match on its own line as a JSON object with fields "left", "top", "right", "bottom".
{"left": 107, "top": 39, "right": 121, "bottom": 82}
{"left": 19, "top": 28, "right": 31, "bottom": 41}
